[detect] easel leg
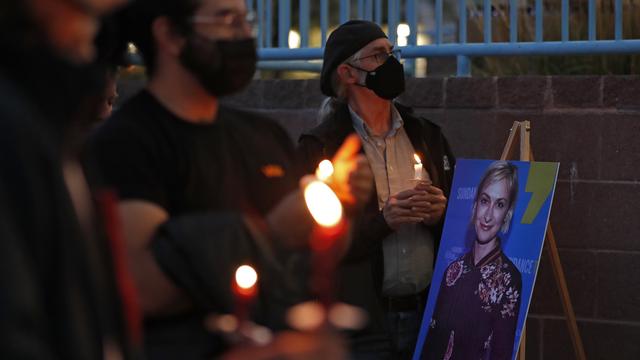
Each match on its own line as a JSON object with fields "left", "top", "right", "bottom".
{"left": 517, "top": 326, "right": 526, "bottom": 360}
{"left": 545, "top": 227, "right": 587, "bottom": 360}
{"left": 500, "top": 121, "right": 521, "bottom": 161}
{"left": 501, "top": 121, "right": 586, "bottom": 360}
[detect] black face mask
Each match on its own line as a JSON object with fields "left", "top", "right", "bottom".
{"left": 180, "top": 35, "right": 257, "bottom": 97}
{"left": 350, "top": 55, "right": 405, "bottom": 100}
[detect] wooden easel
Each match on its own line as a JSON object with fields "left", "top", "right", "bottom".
{"left": 500, "top": 121, "right": 587, "bottom": 360}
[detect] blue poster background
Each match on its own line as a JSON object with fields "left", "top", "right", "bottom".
{"left": 413, "top": 159, "right": 559, "bottom": 360}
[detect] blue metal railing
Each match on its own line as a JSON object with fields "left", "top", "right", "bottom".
{"left": 249, "top": 0, "right": 640, "bottom": 76}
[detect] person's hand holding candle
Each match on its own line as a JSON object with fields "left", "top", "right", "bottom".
{"left": 324, "top": 134, "right": 374, "bottom": 213}
{"left": 382, "top": 189, "right": 427, "bottom": 230}
{"left": 411, "top": 181, "right": 447, "bottom": 226}
{"left": 263, "top": 134, "right": 372, "bottom": 249}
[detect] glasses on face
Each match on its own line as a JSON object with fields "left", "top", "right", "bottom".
{"left": 353, "top": 48, "right": 402, "bottom": 65}
{"left": 190, "top": 10, "right": 257, "bottom": 36}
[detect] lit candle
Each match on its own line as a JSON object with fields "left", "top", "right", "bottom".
{"left": 233, "top": 265, "right": 258, "bottom": 326}
{"left": 315, "top": 159, "right": 334, "bottom": 182}
{"left": 303, "top": 180, "right": 343, "bottom": 228}
{"left": 414, "top": 153, "right": 423, "bottom": 180}
{"left": 304, "top": 161, "right": 347, "bottom": 306}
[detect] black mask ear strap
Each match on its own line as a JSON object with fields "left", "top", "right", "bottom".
{"left": 346, "top": 62, "right": 372, "bottom": 74}
{"left": 345, "top": 63, "right": 370, "bottom": 88}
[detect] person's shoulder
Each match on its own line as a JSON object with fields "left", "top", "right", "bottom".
{"left": 395, "top": 101, "right": 442, "bottom": 131}
{"left": 449, "top": 250, "right": 473, "bottom": 270}
{"left": 219, "top": 105, "right": 296, "bottom": 150}
{"left": 444, "top": 256, "right": 464, "bottom": 273}
{"left": 305, "top": 113, "right": 340, "bottom": 137}
{"left": 91, "top": 91, "right": 158, "bottom": 141}
{"left": 300, "top": 102, "right": 352, "bottom": 143}
{"left": 442, "top": 253, "right": 469, "bottom": 287}
{"left": 110, "top": 90, "right": 157, "bottom": 125}
{"left": 219, "top": 105, "right": 288, "bottom": 135}
{"left": 221, "top": 105, "right": 276, "bottom": 124}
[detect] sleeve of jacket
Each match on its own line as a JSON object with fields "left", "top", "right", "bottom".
{"left": 0, "top": 206, "right": 54, "bottom": 359}
{"left": 151, "top": 212, "right": 308, "bottom": 327}
{"left": 440, "top": 130, "right": 456, "bottom": 198}
{"left": 0, "top": 103, "right": 58, "bottom": 358}
{"left": 426, "top": 121, "right": 457, "bottom": 253}
{"left": 343, "top": 205, "right": 393, "bottom": 263}
{"left": 490, "top": 267, "right": 522, "bottom": 360}
{"left": 296, "top": 134, "right": 325, "bottom": 175}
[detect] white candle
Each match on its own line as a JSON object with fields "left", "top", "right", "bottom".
{"left": 413, "top": 154, "right": 423, "bottom": 180}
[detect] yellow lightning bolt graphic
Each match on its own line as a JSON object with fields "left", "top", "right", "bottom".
{"left": 521, "top": 162, "right": 558, "bottom": 224}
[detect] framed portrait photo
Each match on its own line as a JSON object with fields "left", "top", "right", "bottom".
{"left": 414, "top": 159, "right": 559, "bottom": 360}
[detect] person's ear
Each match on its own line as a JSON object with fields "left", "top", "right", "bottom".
{"left": 152, "top": 16, "right": 185, "bottom": 57}
{"left": 336, "top": 63, "right": 359, "bottom": 85}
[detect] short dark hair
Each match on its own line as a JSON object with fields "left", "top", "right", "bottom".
{"left": 123, "top": 0, "right": 201, "bottom": 74}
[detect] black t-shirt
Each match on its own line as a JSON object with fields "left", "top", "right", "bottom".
{"left": 89, "top": 90, "right": 302, "bottom": 358}
{"left": 90, "top": 90, "right": 299, "bottom": 217}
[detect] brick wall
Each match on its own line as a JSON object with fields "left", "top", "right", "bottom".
{"left": 224, "top": 76, "right": 640, "bottom": 359}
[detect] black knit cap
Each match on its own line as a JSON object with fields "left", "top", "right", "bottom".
{"left": 320, "top": 20, "right": 387, "bottom": 97}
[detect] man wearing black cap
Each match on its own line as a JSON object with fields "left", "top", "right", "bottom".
{"left": 298, "top": 20, "right": 456, "bottom": 359}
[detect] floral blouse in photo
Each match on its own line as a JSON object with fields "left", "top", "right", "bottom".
{"left": 421, "top": 242, "right": 522, "bottom": 360}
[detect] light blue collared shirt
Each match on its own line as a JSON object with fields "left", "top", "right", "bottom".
{"left": 349, "top": 104, "right": 435, "bottom": 296}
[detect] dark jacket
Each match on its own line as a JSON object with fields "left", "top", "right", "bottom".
{"left": 0, "top": 53, "right": 138, "bottom": 359}
{"left": 297, "top": 101, "right": 456, "bottom": 355}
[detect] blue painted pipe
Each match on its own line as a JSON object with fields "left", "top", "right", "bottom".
{"left": 484, "top": 0, "right": 492, "bottom": 44}
{"left": 257, "top": 40, "right": 640, "bottom": 60}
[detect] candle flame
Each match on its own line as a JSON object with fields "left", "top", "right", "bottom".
{"left": 414, "top": 153, "right": 422, "bottom": 164}
{"left": 235, "top": 265, "right": 258, "bottom": 289}
{"left": 315, "top": 159, "right": 334, "bottom": 181}
{"left": 303, "top": 180, "right": 343, "bottom": 227}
